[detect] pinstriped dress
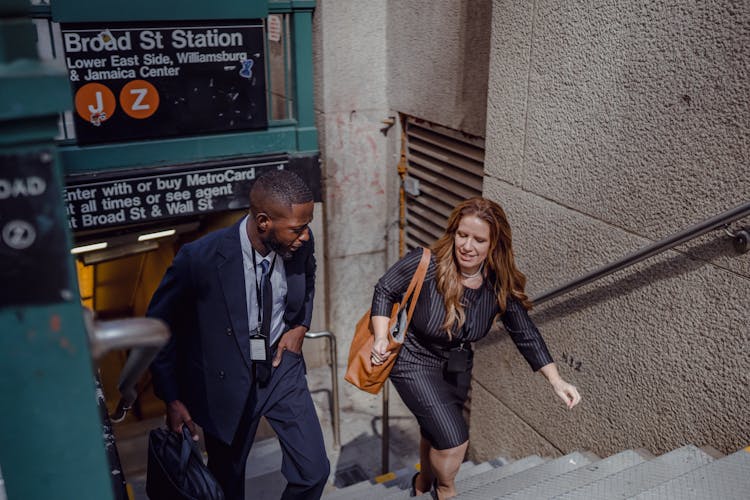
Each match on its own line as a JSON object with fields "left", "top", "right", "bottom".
{"left": 371, "top": 247, "right": 553, "bottom": 450}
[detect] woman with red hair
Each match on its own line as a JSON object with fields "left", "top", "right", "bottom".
{"left": 370, "top": 197, "right": 581, "bottom": 499}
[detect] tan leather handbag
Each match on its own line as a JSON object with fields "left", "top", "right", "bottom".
{"left": 344, "top": 248, "right": 431, "bottom": 394}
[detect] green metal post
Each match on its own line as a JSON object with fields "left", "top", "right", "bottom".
{"left": 0, "top": 3, "right": 114, "bottom": 500}
{"left": 291, "top": 5, "right": 318, "bottom": 152}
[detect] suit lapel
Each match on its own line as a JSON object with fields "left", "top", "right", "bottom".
{"left": 283, "top": 251, "right": 302, "bottom": 324}
{"left": 217, "top": 221, "right": 251, "bottom": 369}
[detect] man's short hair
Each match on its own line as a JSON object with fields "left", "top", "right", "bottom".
{"left": 249, "top": 169, "right": 313, "bottom": 214}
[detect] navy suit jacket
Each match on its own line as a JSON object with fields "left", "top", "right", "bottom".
{"left": 147, "top": 219, "right": 316, "bottom": 444}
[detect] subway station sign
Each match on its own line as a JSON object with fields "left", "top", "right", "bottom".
{"left": 64, "top": 155, "right": 322, "bottom": 232}
{"left": 60, "top": 20, "right": 267, "bottom": 145}
{"left": 1, "top": 152, "right": 69, "bottom": 306}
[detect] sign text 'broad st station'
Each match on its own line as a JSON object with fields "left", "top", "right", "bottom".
{"left": 61, "top": 20, "right": 267, "bottom": 144}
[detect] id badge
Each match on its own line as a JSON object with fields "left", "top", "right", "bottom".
{"left": 249, "top": 328, "right": 268, "bottom": 361}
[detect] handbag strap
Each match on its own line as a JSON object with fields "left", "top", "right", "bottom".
{"left": 397, "top": 247, "right": 431, "bottom": 336}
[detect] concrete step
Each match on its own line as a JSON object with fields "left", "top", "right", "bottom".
{"left": 630, "top": 447, "right": 750, "bottom": 500}
{"left": 324, "top": 463, "right": 420, "bottom": 500}
{"left": 502, "top": 449, "right": 648, "bottom": 499}
{"left": 357, "top": 459, "right": 494, "bottom": 500}
{"left": 421, "top": 455, "right": 547, "bottom": 498}
{"left": 441, "top": 452, "right": 597, "bottom": 499}
{"left": 356, "top": 466, "right": 421, "bottom": 500}
{"left": 459, "top": 461, "right": 495, "bottom": 480}
{"left": 245, "top": 436, "right": 283, "bottom": 479}
{"left": 323, "top": 476, "right": 381, "bottom": 500}
{"left": 379, "top": 458, "right": 502, "bottom": 500}
{"left": 553, "top": 444, "right": 715, "bottom": 499}
{"left": 243, "top": 437, "right": 287, "bottom": 500}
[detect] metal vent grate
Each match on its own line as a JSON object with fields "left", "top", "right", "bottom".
{"left": 404, "top": 116, "right": 484, "bottom": 250}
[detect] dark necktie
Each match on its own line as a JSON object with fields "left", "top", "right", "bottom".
{"left": 256, "top": 259, "right": 272, "bottom": 384}
{"left": 259, "top": 259, "right": 273, "bottom": 340}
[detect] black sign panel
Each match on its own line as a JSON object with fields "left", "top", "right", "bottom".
{"left": 64, "top": 154, "right": 321, "bottom": 232}
{"left": 60, "top": 20, "right": 267, "bottom": 145}
{"left": 0, "top": 152, "right": 70, "bottom": 307}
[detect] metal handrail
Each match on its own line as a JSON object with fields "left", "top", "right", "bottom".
{"left": 532, "top": 200, "right": 750, "bottom": 305}
{"left": 81, "top": 309, "right": 171, "bottom": 422}
{"left": 109, "top": 343, "right": 169, "bottom": 423}
{"left": 85, "top": 310, "right": 170, "bottom": 361}
{"left": 305, "top": 330, "right": 341, "bottom": 449}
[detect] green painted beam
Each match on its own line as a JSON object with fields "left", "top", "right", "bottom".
{"left": 0, "top": 10, "right": 113, "bottom": 498}
{"left": 52, "top": 0, "right": 268, "bottom": 22}
{"left": 0, "top": 145, "right": 114, "bottom": 500}
{"left": 291, "top": 10, "right": 318, "bottom": 151}
{"left": 0, "top": 116, "right": 62, "bottom": 147}
{"left": 0, "top": 0, "right": 29, "bottom": 16}
{"left": 59, "top": 126, "right": 301, "bottom": 174}
{"left": 0, "top": 301, "right": 114, "bottom": 500}
{"left": 0, "top": 18, "right": 37, "bottom": 61}
{"left": 0, "top": 60, "right": 70, "bottom": 121}
{"left": 269, "top": 0, "right": 316, "bottom": 13}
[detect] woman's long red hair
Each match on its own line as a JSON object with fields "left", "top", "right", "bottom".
{"left": 431, "top": 197, "right": 531, "bottom": 337}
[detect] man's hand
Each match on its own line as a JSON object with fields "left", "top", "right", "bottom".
{"left": 166, "top": 400, "right": 199, "bottom": 441}
{"left": 272, "top": 325, "right": 307, "bottom": 367}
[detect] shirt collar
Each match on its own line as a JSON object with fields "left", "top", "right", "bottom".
{"left": 239, "top": 215, "right": 276, "bottom": 267}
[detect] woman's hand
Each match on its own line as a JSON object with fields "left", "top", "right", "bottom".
{"left": 371, "top": 335, "right": 392, "bottom": 365}
{"left": 370, "top": 316, "right": 393, "bottom": 365}
{"left": 551, "top": 379, "right": 581, "bottom": 409}
{"left": 539, "top": 362, "right": 581, "bottom": 409}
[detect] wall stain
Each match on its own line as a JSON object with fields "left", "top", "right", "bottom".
{"left": 50, "top": 314, "right": 62, "bottom": 332}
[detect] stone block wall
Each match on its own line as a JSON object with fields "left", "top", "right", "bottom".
{"left": 473, "top": 0, "right": 750, "bottom": 459}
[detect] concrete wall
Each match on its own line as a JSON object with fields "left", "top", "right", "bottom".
{"left": 387, "top": 0, "right": 492, "bottom": 138}
{"left": 312, "top": 0, "right": 492, "bottom": 396}
{"left": 472, "top": 0, "right": 750, "bottom": 460}
{"left": 313, "top": 0, "right": 393, "bottom": 368}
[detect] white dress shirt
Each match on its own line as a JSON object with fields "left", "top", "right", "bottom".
{"left": 239, "top": 216, "right": 288, "bottom": 346}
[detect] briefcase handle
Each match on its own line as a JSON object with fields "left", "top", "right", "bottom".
{"left": 178, "top": 426, "right": 203, "bottom": 486}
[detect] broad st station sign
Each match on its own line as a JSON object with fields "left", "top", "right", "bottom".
{"left": 60, "top": 20, "right": 267, "bottom": 144}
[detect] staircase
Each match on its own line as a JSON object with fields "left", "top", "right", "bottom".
{"left": 322, "top": 444, "right": 750, "bottom": 499}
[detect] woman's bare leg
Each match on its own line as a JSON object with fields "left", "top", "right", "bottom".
{"left": 413, "top": 437, "right": 434, "bottom": 494}
{"left": 428, "top": 440, "right": 468, "bottom": 499}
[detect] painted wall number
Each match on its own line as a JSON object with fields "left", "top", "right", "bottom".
{"left": 561, "top": 352, "right": 583, "bottom": 372}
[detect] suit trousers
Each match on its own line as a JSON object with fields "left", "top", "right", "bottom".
{"left": 203, "top": 350, "right": 330, "bottom": 500}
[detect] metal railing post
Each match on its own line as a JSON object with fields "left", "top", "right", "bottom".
{"left": 304, "top": 330, "right": 340, "bottom": 449}
{"left": 382, "top": 382, "right": 390, "bottom": 474}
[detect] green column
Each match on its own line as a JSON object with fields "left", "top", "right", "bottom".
{"left": 0, "top": 3, "right": 114, "bottom": 500}
{"left": 291, "top": 4, "right": 318, "bottom": 152}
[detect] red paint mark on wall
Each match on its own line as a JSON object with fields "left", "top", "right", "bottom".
{"left": 50, "top": 315, "right": 62, "bottom": 332}
{"left": 59, "top": 337, "right": 76, "bottom": 355}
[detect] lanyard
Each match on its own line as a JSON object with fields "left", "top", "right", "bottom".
{"left": 251, "top": 247, "right": 277, "bottom": 327}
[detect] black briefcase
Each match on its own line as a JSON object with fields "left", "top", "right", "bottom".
{"left": 146, "top": 426, "right": 225, "bottom": 500}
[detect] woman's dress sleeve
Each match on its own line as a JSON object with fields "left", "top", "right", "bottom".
{"left": 500, "top": 297, "right": 554, "bottom": 371}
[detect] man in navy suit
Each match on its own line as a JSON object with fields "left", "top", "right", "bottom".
{"left": 148, "top": 169, "right": 330, "bottom": 500}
